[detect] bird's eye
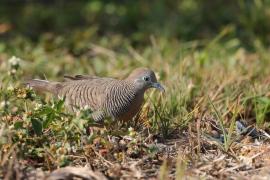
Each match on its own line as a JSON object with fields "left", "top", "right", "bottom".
{"left": 143, "top": 76, "right": 150, "bottom": 81}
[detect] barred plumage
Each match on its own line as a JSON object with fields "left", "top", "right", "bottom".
{"left": 26, "top": 67, "right": 165, "bottom": 122}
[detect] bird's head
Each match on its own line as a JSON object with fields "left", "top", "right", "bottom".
{"left": 126, "top": 68, "right": 165, "bottom": 92}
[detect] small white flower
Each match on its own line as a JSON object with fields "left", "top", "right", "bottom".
{"left": 82, "top": 105, "right": 89, "bottom": 110}
{"left": 8, "top": 69, "right": 17, "bottom": 75}
{"left": 8, "top": 56, "right": 21, "bottom": 66}
{"left": 0, "top": 102, "right": 5, "bottom": 108}
{"left": 26, "top": 86, "right": 33, "bottom": 90}
{"left": 128, "top": 127, "right": 136, "bottom": 137}
{"left": 34, "top": 103, "right": 42, "bottom": 110}
{"left": 7, "top": 85, "right": 14, "bottom": 91}
{"left": 128, "top": 127, "right": 134, "bottom": 132}
{"left": 0, "top": 101, "right": 10, "bottom": 109}
{"left": 71, "top": 146, "right": 77, "bottom": 153}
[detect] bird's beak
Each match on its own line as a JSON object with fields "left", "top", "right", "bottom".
{"left": 151, "top": 82, "right": 165, "bottom": 92}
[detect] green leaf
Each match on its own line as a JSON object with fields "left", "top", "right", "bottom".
{"left": 14, "top": 121, "right": 23, "bottom": 129}
{"left": 43, "top": 113, "right": 54, "bottom": 128}
{"left": 31, "top": 118, "right": 43, "bottom": 136}
{"left": 39, "top": 106, "right": 53, "bottom": 115}
{"left": 56, "top": 98, "right": 65, "bottom": 112}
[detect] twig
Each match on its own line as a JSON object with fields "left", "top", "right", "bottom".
{"left": 90, "top": 147, "right": 113, "bottom": 167}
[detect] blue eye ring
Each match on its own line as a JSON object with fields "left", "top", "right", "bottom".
{"left": 143, "top": 76, "right": 150, "bottom": 81}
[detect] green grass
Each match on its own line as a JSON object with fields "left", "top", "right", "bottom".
{"left": 0, "top": 28, "right": 270, "bottom": 179}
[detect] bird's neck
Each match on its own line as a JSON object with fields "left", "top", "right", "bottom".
{"left": 124, "top": 80, "right": 147, "bottom": 96}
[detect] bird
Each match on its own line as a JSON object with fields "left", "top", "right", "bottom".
{"left": 26, "top": 68, "right": 165, "bottom": 123}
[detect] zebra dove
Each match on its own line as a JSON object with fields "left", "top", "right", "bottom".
{"left": 26, "top": 68, "right": 165, "bottom": 122}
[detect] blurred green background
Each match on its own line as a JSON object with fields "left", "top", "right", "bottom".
{"left": 0, "top": 0, "right": 270, "bottom": 80}
{"left": 1, "top": 0, "right": 270, "bottom": 49}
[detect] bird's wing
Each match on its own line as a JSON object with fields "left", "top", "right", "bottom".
{"left": 64, "top": 75, "right": 100, "bottom": 81}
{"left": 59, "top": 77, "right": 116, "bottom": 113}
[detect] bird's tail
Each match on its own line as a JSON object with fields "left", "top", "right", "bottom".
{"left": 25, "top": 79, "right": 61, "bottom": 95}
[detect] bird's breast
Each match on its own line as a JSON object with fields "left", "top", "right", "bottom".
{"left": 104, "top": 82, "right": 144, "bottom": 121}
{"left": 117, "top": 93, "right": 144, "bottom": 122}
